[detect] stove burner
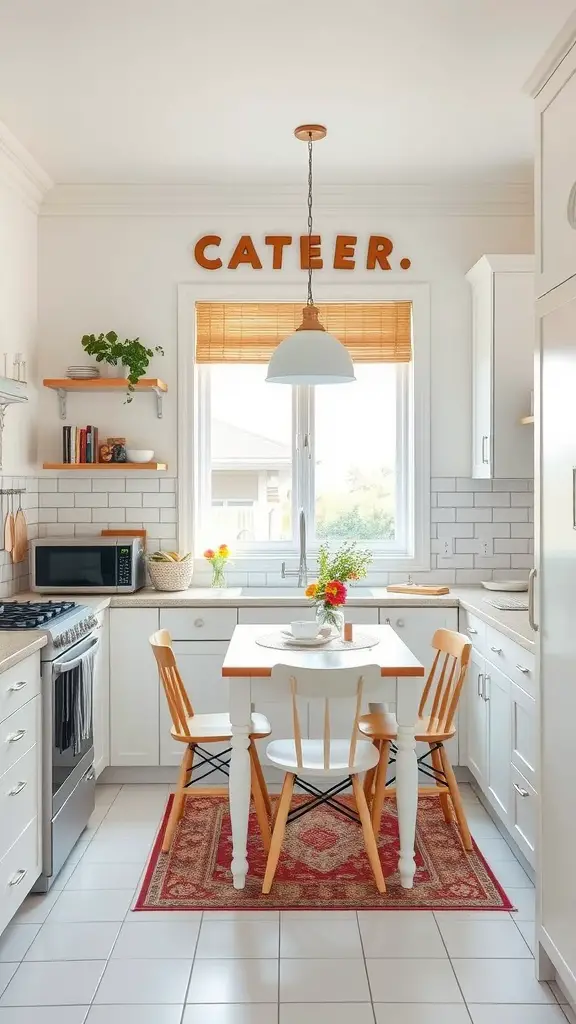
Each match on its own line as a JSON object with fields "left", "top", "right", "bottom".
{"left": 0, "top": 600, "right": 77, "bottom": 630}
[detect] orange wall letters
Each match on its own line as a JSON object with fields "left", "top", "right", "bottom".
{"left": 193, "top": 235, "right": 411, "bottom": 271}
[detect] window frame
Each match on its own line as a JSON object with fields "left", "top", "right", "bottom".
{"left": 178, "top": 279, "right": 430, "bottom": 573}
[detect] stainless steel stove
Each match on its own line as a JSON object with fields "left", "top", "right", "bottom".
{"left": 0, "top": 600, "right": 100, "bottom": 890}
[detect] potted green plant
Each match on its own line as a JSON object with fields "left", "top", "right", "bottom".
{"left": 81, "top": 331, "right": 164, "bottom": 402}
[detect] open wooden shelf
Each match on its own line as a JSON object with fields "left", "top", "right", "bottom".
{"left": 43, "top": 378, "right": 167, "bottom": 419}
{"left": 43, "top": 462, "right": 167, "bottom": 471}
{"left": 520, "top": 415, "right": 534, "bottom": 425}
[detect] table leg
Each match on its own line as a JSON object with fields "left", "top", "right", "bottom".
{"left": 395, "top": 678, "right": 420, "bottom": 889}
{"left": 229, "top": 677, "right": 252, "bottom": 889}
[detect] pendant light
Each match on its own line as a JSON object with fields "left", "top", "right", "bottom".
{"left": 266, "top": 124, "right": 356, "bottom": 385}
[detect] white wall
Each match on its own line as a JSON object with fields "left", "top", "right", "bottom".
{"left": 38, "top": 187, "right": 534, "bottom": 478}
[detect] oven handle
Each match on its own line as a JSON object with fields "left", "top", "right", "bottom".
{"left": 53, "top": 637, "right": 100, "bottom": 676}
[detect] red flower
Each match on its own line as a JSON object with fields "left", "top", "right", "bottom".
{"left": 324, "top": 580, "right": 347, "bottom": 606}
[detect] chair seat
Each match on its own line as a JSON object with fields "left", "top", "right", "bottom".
{"left": 358, "top": 712, "right": 456, "bottom": 744}
{"left": 265, "top": 738, "right": 380, "bottom": 777}
{"left": 172, "top": 711, "right": 271, "bottom": 743}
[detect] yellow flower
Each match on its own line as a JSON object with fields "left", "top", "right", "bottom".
{"left": 218, "top": 544, "right": 230, "bottom": 559}
{"left": 305, "top": 582, "right": 318, "bottom": 598}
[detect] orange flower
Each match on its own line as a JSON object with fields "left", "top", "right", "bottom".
{"left": 324, "top": 580, "right": 347, "bottom": 606}
{"left": 203, "top": 548, "right": 215, "bottom": 560}
{"left": 218, "top": 544, "right": 230, "bottom": 559}
{"left": 305, "top": 582, "right": 318, "bottom": 598}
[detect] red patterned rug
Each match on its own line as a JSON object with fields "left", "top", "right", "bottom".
{"left": 135, "top": 794, "right": 513, "bottom": 911}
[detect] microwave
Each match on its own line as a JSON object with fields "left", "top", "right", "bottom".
{"left": 31, "top": 537, "right": 146, "bottom": 594}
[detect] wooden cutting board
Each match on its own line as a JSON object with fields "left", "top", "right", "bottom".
{"left": 386, "top": 584, "right": 450, "bottom": 595}
{"left": 4, "top": 503, "right": 13, "bottom": 555}
{"left": 12, "top": 508, "right": 28, "bottom": 563}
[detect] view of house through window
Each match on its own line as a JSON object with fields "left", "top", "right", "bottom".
{"left": 195, "top": 301, "right": 413, "bottom": 556}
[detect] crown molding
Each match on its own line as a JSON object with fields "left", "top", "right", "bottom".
{"left": 524, "top": 11, "right": 576, "bottom": 97}
{"left": 0, "top": 120, "right": 53, "bottom": 212}
{"left": 41, "top": 181, "right": 533, "bottom": 218}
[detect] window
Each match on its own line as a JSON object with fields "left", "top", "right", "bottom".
{"left": 193, "top": 298, "right": 425, "bottom": 565}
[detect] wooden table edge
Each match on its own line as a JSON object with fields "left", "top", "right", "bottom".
{"left": 222, "top": 666, "right": 425, "bottom": 678}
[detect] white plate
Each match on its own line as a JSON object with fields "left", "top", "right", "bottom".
{"left": 481, "top": 580, "right": 529, "bottom": 592}
{"left": 281, "top": 634, "right": 332, "bottom": 647}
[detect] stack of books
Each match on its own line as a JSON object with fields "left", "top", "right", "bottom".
{"left": 62, "top": 425, "right": 99, "bottom": 464}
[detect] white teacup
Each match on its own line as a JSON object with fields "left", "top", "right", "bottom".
{"left": 290, "top": 620, "right": 319, "bottom": 639}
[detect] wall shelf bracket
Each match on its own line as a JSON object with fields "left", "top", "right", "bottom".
{"left": 57, "top": 389, "right": 67, "bottom": 420}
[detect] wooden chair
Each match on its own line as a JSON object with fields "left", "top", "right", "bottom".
{"left": 150, "top": 629, "right": 272, "bottom": 853}
{"left": 261, "top": 663, "right": 386, "bottom": 895}
{"left": 360, "top": 628, "right": 473, "bottom": 851}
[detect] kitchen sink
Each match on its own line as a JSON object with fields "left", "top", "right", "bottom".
{"left": 240, "top": 587, "right": 374, "bottom": 597}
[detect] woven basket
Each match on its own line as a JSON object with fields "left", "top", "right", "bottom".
{"left": 148, "top": 558, "right": 193, "bottom": 592}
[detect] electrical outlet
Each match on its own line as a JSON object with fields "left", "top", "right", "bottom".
{"left": 479, "top": 540, "right": 491, "bottom": 556}
{"left": 442, "top": 538, "right": 453, "bottom": 556}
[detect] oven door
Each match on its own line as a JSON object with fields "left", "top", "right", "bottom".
{"left": 50, "top": 634, "right": 99, "bottom": 815}
{"left": 33, "top": 543, "right": 119, "bottom": 592}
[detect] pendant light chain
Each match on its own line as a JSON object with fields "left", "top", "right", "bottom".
{"left": 306, "top": 135, "right": 314, "bottom": 306}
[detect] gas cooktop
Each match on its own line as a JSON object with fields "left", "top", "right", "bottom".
{"left": 0, "top": 600, "right": 77, "bottom": 629}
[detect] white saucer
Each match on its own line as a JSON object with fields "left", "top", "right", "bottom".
{"left": 281, "top": 632, "right": 332, "bottom": 647}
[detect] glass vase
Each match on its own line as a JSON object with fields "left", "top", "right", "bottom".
{"left": 211, "top": 564, "right": 227, "bottom": 589}
{"left": 315, "top": 603, "right": 345, "bottom": 636}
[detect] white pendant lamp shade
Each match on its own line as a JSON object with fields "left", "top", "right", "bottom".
{"left": 266, "top": 326, "right": 355, "bottom": 384}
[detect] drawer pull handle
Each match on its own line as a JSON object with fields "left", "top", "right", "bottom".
{"left": 477, "top": 672, "right": 484, "bottom": 697}
{"left": 513, "top": 782, "right": 530, "bottom": 798}
{"left": 8, "top": 869, "right": 27, "bottom": 887}
{"left": 8, "top": 730, "right": 26, "bottom": 743}
{"left": 8, "top": 781, "right": 27, "bottom": 796}
{"left": 8, "top": 681, "right": 27, "bottom": 692}
{"left": 467, "top": 627, "right": 478, "bottom": 635}
{"left": 490, "top": 646, "right": 503, "bottom": 654}
{"left": 384, "top": 617, "right": 391, "bottom": 625}
{"left": 516, "top": 664, "right": 530, "bottom": 674}
{"left": 194, "top": 618, "right": 205, "bottom": 628}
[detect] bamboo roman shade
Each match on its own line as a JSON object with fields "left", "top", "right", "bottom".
{"left": 195, "top": 301, "right": 412, "bottom": 364}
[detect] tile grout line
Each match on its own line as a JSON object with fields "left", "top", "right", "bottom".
{"left": 433, "top": 911, "right": 474, "bottom": 1021}
{"left": 355, "top": 908, "right": 378, "bottom": 1024}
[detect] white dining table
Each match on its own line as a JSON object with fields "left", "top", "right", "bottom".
{"left": 222, "top": 623, "right": 425, "bottom": 890}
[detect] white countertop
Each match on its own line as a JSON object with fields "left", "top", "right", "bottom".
{"left": 9, "top": 584, "right": 535, "bottom": 657}
{"left": 0, "top": 632, "right": 47, "bottom": 673}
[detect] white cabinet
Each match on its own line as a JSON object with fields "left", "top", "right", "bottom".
{"left": 467, "top": 254, "right": 534, "bottom": 479}
{"left": 467, "top": 649, "right": 488, "bottom": 787}
{"left": 110, "top": 608, "right": 159, "bottom": 766}
{"left": 0, "top": 652, "right": 42, "bottom": 935}
{"left": 92, "top": 610, "right": 110, "bottom": 779}
{"left": 485, "top": 663, "right": 511, "bottom": 824}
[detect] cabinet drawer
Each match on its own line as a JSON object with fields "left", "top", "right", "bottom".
{"left": 238, "top": 607, "right": 312, "bottom": 626}
{"left": 460, "top": 610, "right": 486, "bottom": 655}
{"left": 485, "top": 626, "right": 535, "bottom": 696}
{"left": 0, "top": 817, "right": 40, "bottom": 935}
{"left": 0, "top": 744, "right": 39, "bottom": 861}
{"left": 0, "top": 654, "right": 41, "bottom": 725}
{"left": 510, "top": 682, "right": 536, "bottom": 789}
{"left": 0, "top": 696, "right": 40, "bottom": 778}
{"left": 510, "top": 765, "right": 536, "bottom": 868}
{"left": 160, "top": 607, "right": 237, "bottom": 640}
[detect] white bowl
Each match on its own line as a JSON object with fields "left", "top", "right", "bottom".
{"left": 126, "top": 449, "right": 154, "bottom": 463}
{"left": 290, "top": 620, "right": 320, "bottom": 639}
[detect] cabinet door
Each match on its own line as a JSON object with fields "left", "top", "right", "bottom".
{"left": 92, "top": 610, "right": 110, "bottom": 779}
{"left": 380, "top": 608, "right": 460, "bottom": 765}
{"left": 510, "top": 765, "right": 536, "bottom": 868}
{"left": 159, "top": 641, "right": 229, "bottom": 773}
{"left": 110, "top": 608, "right": 160, "bottom": 766}
{"left": 471, "top": 271, "right": 493, "bottom": 478}
{"left": 467, "top": 650, "right": 487, "bottom": 787}
{"left": 510, "top": 681, "right": 536, "bottom": 790}
{"left": 492, "top": 272, "right": 534, "bottom": 479}
{"left": 485, "top": 663, "right": 511, "bottom": 825}
{"left": 539, "top": 62, "right": 576, "bottom": 296}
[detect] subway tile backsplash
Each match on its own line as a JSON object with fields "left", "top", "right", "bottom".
{"left": 23, "top": 474, "right": 533, "bottom": 592}
{"left": 0, "top": 477, "right": 39, "bottom": 598}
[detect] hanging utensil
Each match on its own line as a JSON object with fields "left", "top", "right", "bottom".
{"left": 13, "top": 492, "right": 28, "bottom": 564}
{"left": 4, "top": 490, "right": 14, "bottom": 556}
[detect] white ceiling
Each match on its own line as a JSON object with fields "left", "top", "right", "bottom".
{"left": 0, "top": 0, "right": 573, "bottom": 185}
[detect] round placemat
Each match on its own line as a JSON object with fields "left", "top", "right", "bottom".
{"left": 255, "top": 631, "right": 379, "bottom": 652}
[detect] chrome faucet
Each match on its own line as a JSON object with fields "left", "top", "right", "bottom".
{"left": 281, "top": 508, "right": 308, "bottom": 588}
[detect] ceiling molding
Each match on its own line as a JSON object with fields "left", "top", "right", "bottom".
{"left": 41, "top": 181, "right": 533, "bottom": 218}
{"left": 524, "top": 11, "right": 576, "bottom": 97}
{"left": 0, "top": 119, "right": 53, "bottom": 211}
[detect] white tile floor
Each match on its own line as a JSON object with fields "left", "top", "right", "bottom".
{"left": 0, "top": 782, "right": 572, "bottom": 1024}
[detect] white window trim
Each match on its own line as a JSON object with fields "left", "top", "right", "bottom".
{"left": 177, "top": 279, "right": 431, "bottom": 573}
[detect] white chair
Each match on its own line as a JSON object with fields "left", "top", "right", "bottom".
{"left": 262, "top": 663, "right": 386, "bottom": 895}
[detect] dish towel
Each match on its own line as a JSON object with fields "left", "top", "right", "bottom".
{"left": 54, "top": 647, "right": 95, "bottom": 755}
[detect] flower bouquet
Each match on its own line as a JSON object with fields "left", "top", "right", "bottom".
{"left": 204, "top": 544, "right": 230, "bottom": 588}
{"left": 305, "top": 541, "right": 372, "bottom": 633}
